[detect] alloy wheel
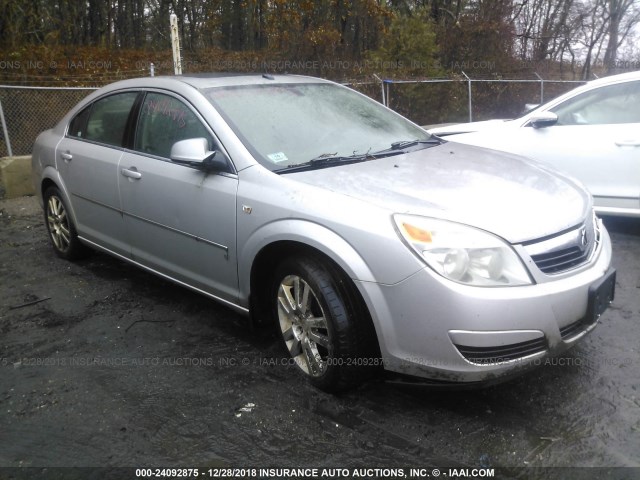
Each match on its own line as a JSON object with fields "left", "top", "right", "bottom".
{"left": 277, "top": 274, "right": 331, "bottom": 376}
{"left": 46, "top": 195, "right": 71, "bottom": 253}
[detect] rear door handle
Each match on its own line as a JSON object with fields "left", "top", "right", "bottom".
{"left": 615, "top": 140, "right": 640, "bottom": 147}
{"left": 121, "top": 168, "right": 142, "bottom": 180}
{"left": 60, "top": 152, "right": 73, "bottom": 161}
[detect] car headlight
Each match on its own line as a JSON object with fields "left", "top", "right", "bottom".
{"left": 394, "top": 215, "right": 533, "bottom": 287}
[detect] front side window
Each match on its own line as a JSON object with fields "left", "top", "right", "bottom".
{"left": 134, "top": 92, "right": 213, "bottom": 159}
{"left": 79, "top": 92, "right": 138, "bottom": 146}
{"left": 551, "top": 81, "right": 640, "bottom": 126}
{"left": 204, "top": 83, "right": 432, "bottom": 171}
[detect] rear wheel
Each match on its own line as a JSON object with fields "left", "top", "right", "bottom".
{"left": 272, "top": 255, "right": 376, "bottom": 391}
{"left": 43, "top": 186, "right": 88, "bottom": 260}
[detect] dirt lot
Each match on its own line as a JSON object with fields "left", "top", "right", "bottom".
{"left": 1, "top": 196, "right": 639, "bottom": 479}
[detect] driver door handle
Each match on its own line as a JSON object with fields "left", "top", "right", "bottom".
{"left": 60, "top": 152, "right": 73, "bottom": 161}
{"left": 121, "top": 168, "right": 142, "bottom": 180}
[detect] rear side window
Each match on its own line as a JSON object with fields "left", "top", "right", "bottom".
{"left": 71, "top": 92, "right": 138, "bottom": 147}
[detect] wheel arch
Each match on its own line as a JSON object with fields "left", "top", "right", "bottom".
{"left": 240, "top": 219, "right": 376, "bottom": 291}
{"left": 246, "top": 235, "right": 370, "bottom": 318}
{"left": 41, "top": 177, "right": 58, "bottom": 198}
{"left": 39, "top": 168, "right": 79, "bottom": 227}
{"left": 248, "top": 238, "right": 382, "bottom": 364}
{"left": 41, "top": 174, "right": 89, "bottom": 260}
{"left": 241, "top": 220, "right": 380, "bottom": 349}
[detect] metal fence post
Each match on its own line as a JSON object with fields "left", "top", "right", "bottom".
{"left": 386, "top": 80, "right": 391, "bottom": 108}
{"left": 462, "top": 71, "right": 472, "bottom": 122}
{"left": 170, "top": 14, "right": 182, "bottom": 75}
{"left": 0, "top": 99, "right": 13, "bottom": 157}
{"left": 534, "top": 72, "right": 544, "bottom": 103}
{"left": 373, "top": 74, "right": 385, "bottom": 106}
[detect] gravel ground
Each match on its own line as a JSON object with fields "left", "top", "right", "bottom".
{"left": 1, "top": 196, "right": 639, "bottom": 480}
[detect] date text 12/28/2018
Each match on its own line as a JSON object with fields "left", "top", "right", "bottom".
{"left": 135, "top": 467, "right": 496, "bottom": 478}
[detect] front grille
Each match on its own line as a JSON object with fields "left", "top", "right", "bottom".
{"left": 455, "top": 338, "right": 547, "bottom": 365}
{"left": 525, "top": 213, "right": 600, "bottom": 275}
{"left": 531, "top": 246, "right": 590, "bottom": 274}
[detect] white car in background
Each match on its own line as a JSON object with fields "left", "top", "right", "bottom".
{"left": 429, "top": 71, "right": 640, "bottom": 217}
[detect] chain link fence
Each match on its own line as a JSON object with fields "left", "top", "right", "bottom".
{"left": 0, "top": 87, "right": 96, "bottom": 157}
{"left": 0, "top": 77, "right": 587, "bottom": 157}
{"left": 350, "top": 76, "right": 586, "bottom": 126}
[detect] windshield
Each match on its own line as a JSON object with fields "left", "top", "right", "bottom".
{"left": 204, "top": 82, "right": 433, "bottom": 171}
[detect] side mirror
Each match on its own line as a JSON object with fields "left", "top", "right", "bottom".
{"left": 170, "top": 138, "right": 228, "bottom": 172}
{"left": 529, "top": 111, "right": 558, "bottom": 129}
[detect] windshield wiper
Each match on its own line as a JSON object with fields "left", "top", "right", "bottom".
{"left": 276, "top": 151, "right": 376, "bottom": 173}
{"left": 275, "top": 139, "right": 443, "bottom": 174}
{"left": 362, "top": 138, "right": 443, "bottom": 158}
{"left": 389, "top": 138, "right": 443, "bottom": 150}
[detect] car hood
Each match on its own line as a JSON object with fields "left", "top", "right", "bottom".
{"left": 428, "top": 119, "right": 511, "bottom": 136}
{"left": 288, "top": 143, "right": 590, "bottom": 244}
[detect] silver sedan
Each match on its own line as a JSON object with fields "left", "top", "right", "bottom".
{"left": 32, "top": 74, "right": 615, "bottom": 391}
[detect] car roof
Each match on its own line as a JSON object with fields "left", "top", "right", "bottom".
{"left": 561, "top": 70, "right": 640, "bottom": 99}
{"left": 585, "top": 69, "right": 640, "bottom": 87}
{"left": 513, "top": 69, "right": 640, "bottom": 122}
{"left": 180, "top": 72, "right": 333, "bottom": 88}
{"left": 99, "top": 73, "right": 329, "bottom": 93}
{"left": 51, "top": 73, "right": 335, "bottom": 137}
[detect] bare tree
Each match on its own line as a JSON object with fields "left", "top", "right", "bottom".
{"left": 1, "top": 0, "right": 639, "bottom": 80}
{"left": 603, "top": 0, "right": 640, "bottom": 72}
{"left": 572, "top": 0, "right": 609, "bottom": 78}
{"left": 512, "top": 0, "right": 577, "bottom": 63}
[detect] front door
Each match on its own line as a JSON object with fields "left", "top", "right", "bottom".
{"left": 118, "top": 91, "right": 239, "bottom": 304}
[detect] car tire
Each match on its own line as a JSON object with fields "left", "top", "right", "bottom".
{"left": 43, "top": 186, "right": 88, "bottom": 260}
{"left": 272, "top": 255, "right": 376, "bottom": 392}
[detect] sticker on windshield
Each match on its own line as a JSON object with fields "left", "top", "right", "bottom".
{"left": 267, "top": 152, "right": 288, "bottom": 163}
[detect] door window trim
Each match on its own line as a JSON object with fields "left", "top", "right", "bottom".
{"left": 126, "top": 89, "right": 236, "bottom": 175}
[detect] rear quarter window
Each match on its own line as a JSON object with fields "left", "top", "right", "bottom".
{"left": 67, "top": 106, "right": 91, "bottom": 138}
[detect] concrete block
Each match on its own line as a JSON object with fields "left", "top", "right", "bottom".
{"left": 0, "top": 156, "right": 33, "bottom": 199}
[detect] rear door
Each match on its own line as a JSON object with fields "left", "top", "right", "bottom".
{"left": 56, "top": 91, "right": 139, "bottom": 256}
{"left": 118, "top": 91, "right": 239, "bottom": 304}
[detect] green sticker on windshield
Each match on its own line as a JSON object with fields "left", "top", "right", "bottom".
{"left": 267, "top": 152, "right": 288, "bottom": 163}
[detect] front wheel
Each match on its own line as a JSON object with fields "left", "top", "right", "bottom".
{"left": 272, "top": 255, "right": 376, "bottom": 391}
{"left": 43, "top": 186, "right": 88, "bottom": 260}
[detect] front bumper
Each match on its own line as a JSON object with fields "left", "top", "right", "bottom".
{"left": 358, "top": 223, "right": 614, "bottom": 384}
